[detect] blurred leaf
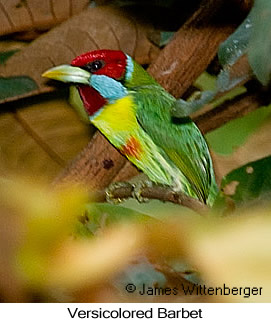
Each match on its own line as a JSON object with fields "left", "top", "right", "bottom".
{"left": 74, "top": 221, "right": 94, "bottom": 238}
{"left": 171, "top": 13, "right": 253, "bottom": 118}
{"left": 220, "top": 156, "right": 271, "bottom": 206}
{"left": 81, "top": 203, "right": 151, "bottom": 235}
{"left": 121, "top": 199, "right": 198, "bottom": 219}
{"left": 141, "top": 214, "right": 271, "bottom": 302}
{"left": 206, "top": 103, "right": 271, "bottom": 155}
{"left": 186, "top": 213, "right": 271, "bottom": 302}
{"left": 0, "top": 40, "right": 26, "bottom": 53}
{"left": 0, "top": 0, "right": 90, "bottom": 37}
{"left": 0, "top": 177, "right": 88, "bottom": 244}
{"left": 0, "top": 177, "right": 88, "bottom": 288}
{"left": 0, "top": 177, "right": 144, "bottom": 294}
{"left": 212, "top": 111, "right": 271, "bottom": 181}
{"left": 47, "top": 224, "right": 142, "bottom": 290}
{"left": 0, "top": 6, "right": 159, "bottom": 103}
{"left": 0, "top": 76, "right": 38, "bottom": 100}
{"left": 0, "top": 50, "right": 19, "bottom": 64}
{"left": 5, "top": 176, "right": 271, "bottom": 301}
{"left": 248, "top": 0, "right": 271, "bottom": 85}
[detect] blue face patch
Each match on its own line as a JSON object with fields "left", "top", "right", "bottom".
{"left": 90, "top": 75, "right": 127, "bottom": 102}
{"left": 125, "top": 55, "right": 134, "bottom": 81}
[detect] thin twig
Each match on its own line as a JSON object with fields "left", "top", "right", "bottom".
{"left": 88, "top": 182, "right": 210, "bottom": 216}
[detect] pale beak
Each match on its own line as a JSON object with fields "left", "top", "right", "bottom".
{"left": 42, "top": 64, "right": 91, "bottom": 84}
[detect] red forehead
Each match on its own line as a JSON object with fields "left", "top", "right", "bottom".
{"left": 71, "top": 49, "right": 127, "bottom": 79}
{"left": 71, "top": 49, "right": 126, "bottom": 67}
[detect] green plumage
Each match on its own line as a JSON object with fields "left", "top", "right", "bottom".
{"left": 125, "top": 60, "right": 218, "bottom": 206}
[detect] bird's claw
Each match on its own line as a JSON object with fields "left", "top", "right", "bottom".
{"left": 105, "top": 182, "right": 128, "bottom": 204}
{"left": 132, "top": 180, "right": 153, "bottom": 203}
{"left": 105, "top": 180, "right": 154, "bottom": 204}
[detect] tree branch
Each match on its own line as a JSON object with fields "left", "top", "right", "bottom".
{"left": 147, "top": 0, "right": 234, "bottom": 97}
{"left": 195, "top": 90, "right": 266, "bottom": 134}
{"left": 88, "top": 182, "right": 210, "bottom": 216}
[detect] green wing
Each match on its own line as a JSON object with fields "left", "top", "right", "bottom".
{"left": 132, "top": 86, "right": 217, "bottom": 204}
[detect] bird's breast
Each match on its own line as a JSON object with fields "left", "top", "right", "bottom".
{"left": 91, "top": 95, "right": 138, "bottom": 134}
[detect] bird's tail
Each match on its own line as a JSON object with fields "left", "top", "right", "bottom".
{"left": 206, "top": 178, "right": 219, "bottom": 207}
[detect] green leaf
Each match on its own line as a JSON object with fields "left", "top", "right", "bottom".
{"left": 248, "top": 0, "right": 271, "bottom": 85}
{"left": 171, "top": 14, "right": 252, "bottom": 118}
{"left": 220, "top": 156, "right": 271, "bottom": 206}
{"left": 0, "top": 50, "right": 19, "bottom": 65}
{"left": 0, "top": 76, "right": 38, "bottom": 100}
{"left": 79, "top": 203, "right": 151, "bottom": 235}
{"left": 74, "top": 221, "right": 94, "bottom": 238}
{"left": 121, "top": 199, "right": 198, "bottom": 219}
{"left": 159, "top": 31, "right": 175, "bottom": 47}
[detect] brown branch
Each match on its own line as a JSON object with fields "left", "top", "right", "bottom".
{"left": 147, "top": 0, "right": 235, "bottom": 97}
{"left": 195, "top": 90, "right": 266, "bottom": 134}
{"left": 232, "top": 0, "right": 254, "bottom": 12}
{"left": 52, "top": 132, "right": 128, "bottom": 189}
{"left": 88, "top": 182, "right": 210, "bottom": 216}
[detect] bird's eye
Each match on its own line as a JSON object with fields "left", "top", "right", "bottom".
{"left": 83, "top": 60, "right": 104, "bottom": 73}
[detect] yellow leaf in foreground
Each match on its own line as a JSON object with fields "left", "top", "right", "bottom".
{"left": 185, "top": 213, "right": 271, "bottom": 302}
{"left": 47, "top": 224, "right": 142, "bottom": 290}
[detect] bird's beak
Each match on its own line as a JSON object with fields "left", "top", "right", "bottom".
{"left": 42, "top": 64, "right": 91, "bottom": 84}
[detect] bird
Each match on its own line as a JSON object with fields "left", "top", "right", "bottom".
{"left": 42, "top": 49, "right": 218, "bottom": 206}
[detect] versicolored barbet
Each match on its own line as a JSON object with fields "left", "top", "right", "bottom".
{"left": 43, "top": 50, "right": 218, "bottom": 206}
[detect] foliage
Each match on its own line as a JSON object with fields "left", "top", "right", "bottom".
{"left": 248, "top": 0, "right": 271, "bottom": 85}
{"left": 79, "top": 202, "right": 151, "bottom": 235}
{"left": 0, "top": 76, "right": 38, "bottom": 100}
{"left": 0, "top": 50, "right": 19, "bottom": 64}
{"left": 172, "top": 0, "right": 271, "bottom": 117}
{"left": 218, "top": 156, "right": 271, "bottom": 207}
{"left": 206, "top": 102, "right": 271, "bottom": 155}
